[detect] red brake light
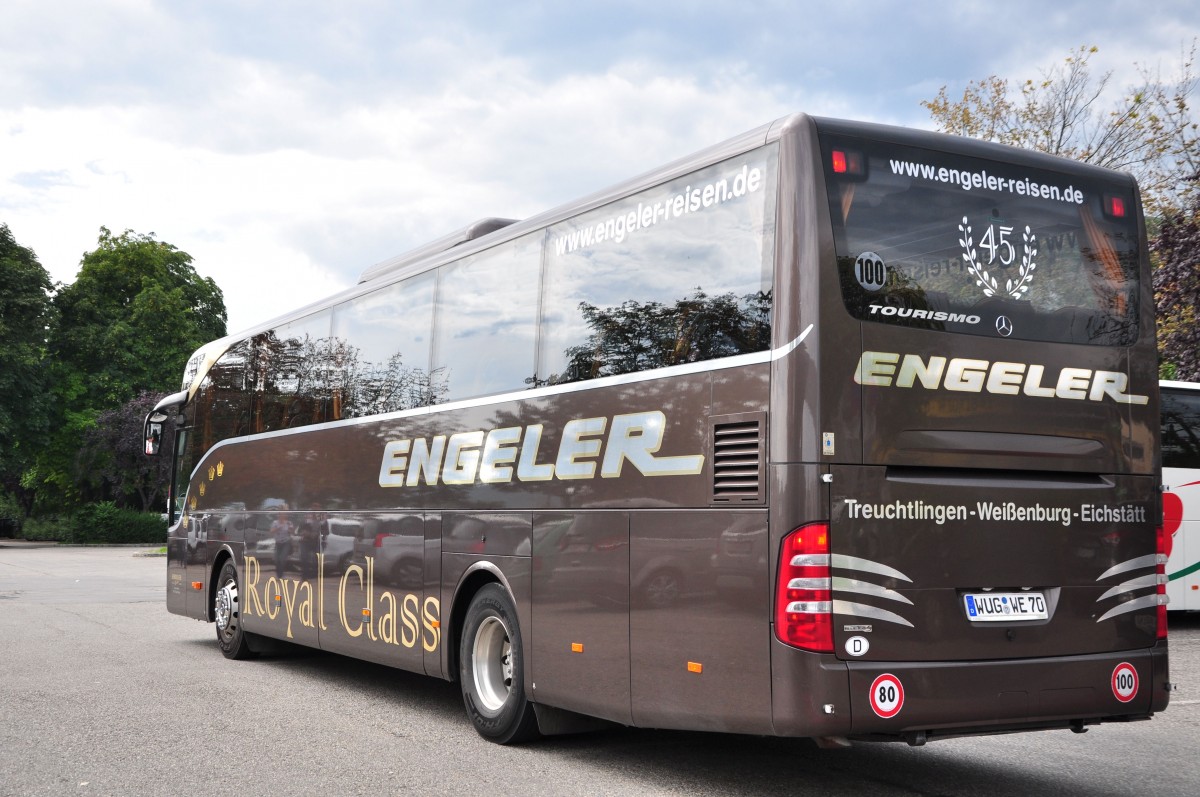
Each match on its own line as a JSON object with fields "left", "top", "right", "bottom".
{"left": 832, "top": 150, "right": 848, "bottom": 174}
{"left": 775, "top": 523, "right": 833, "bottom": 652}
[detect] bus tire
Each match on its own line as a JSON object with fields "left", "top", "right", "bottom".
{"left": 214, "top": 560, "right": 255, "bottom": 660}
{"left": 459, "top": 583, "right": 540, "bottom": 744}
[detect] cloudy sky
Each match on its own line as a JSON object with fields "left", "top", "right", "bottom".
{"left": 3, "top": 0, "right": 1198, "bottom": 334}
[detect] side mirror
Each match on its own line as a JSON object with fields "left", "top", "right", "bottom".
{"left": 143, "top": 390, "right": 189, "bottom": 457}
{"left": 144, "top": 410, "right": 169, "bottom": 457}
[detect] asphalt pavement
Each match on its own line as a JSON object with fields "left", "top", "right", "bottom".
{"left": 2, "top": 544, "right": 1199, "bottom": 797}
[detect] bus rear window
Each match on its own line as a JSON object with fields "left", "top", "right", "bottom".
{"left": 821, "top": 136, "right": 1140, "bottom": 346}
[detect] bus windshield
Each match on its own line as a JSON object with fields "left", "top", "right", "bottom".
{"left": 821, "top": 134, "right": 1141, "bottom": 346}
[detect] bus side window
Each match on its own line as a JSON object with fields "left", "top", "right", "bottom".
{"left": 1163, "top": 388, "right": 1200, "bottom": 469}
{"left": 332, "top": 270, "right": 438, "bottom": 416}
{"left": 431, "top": 235, "right": 541, "bottom": 402}
{"left": 538, "top": 148, "right": 776, "bottom": 385}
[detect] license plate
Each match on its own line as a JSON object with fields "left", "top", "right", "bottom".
{"left": 963, "top": 591, "right": 1048, "bottom": 622}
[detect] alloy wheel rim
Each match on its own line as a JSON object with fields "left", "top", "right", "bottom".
{"left": 472, "top": 616, "right": 513, "bottom": 713}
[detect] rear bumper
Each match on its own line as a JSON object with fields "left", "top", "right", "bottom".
{"left": 771, "top": 639, "right": 1168, "bottom": 740}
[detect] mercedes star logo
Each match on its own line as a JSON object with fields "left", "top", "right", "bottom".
{"left": 995, "top": 315, "right": 1013, "bottom": 337}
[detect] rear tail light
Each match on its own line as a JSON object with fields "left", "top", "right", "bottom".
{"left": 775, "top": 523, "right": 833, "bottom": 652}
{"left": 374, "top": 533, "right": 387, "bottom": 548}
{"left": 1156, "top": 524, "right": 1169, "bottom": 640}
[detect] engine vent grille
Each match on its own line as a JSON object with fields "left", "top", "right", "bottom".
{"left": 711, "top": 413, "right": 765, "bottom": 504}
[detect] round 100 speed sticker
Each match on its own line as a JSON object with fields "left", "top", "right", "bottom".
{"left": 1111, "top": 662, "right": 1139, "bottom": 703}
{"left": 869, "top": 673, "right": 905, "bottom": 718}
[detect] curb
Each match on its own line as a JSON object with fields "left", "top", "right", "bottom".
{"left": 0, "top": 541, "right": 165, "bottom": 554}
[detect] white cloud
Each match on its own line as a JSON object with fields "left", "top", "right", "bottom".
{"left": 2, "top": 44, "right": 809, "bottom": 333}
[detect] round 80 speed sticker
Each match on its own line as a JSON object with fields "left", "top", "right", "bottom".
{"left": 869, "top": 673, "right": 905, "bottom": 718}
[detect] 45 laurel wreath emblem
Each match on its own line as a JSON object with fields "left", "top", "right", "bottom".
{"left": 958, "top": 216, "right": 1038, "bottom": 300}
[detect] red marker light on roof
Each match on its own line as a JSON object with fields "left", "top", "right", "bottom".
{"left": 1103, "top": 193, "right": 1128, "bottom": 219}
{"left": 831, "top": 149, "right": 865, "bottom": 178}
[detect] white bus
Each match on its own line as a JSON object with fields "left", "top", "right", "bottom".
{"left": 1162, "top": 380, "right": 1200, "bottom": 611}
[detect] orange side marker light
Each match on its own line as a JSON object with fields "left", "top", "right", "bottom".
{"left": 687, "top": 661, "right": 703, "bottom": 674}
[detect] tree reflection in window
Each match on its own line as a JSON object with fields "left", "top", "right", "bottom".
{"left": 248, "top": 328, "right": 448, "bottom": 428}
{"left": 532, "top": 289, "right": 772, "bottom": 386}
{"left": 336, "top": 348, "right": 448, "bottom": 418}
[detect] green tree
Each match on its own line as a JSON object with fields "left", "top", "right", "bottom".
{"left": 0, "top": 224, "right": 54, "bottom": 516}
{"left": 922, "top": 44, "right": 1198, "bottom": 216}
{"left": 50, "top": 227, "right": 227, "bottom": 411}
{"left": 34, "top": 228, "right": 227, "bottom": 507}
{"left": 79, "top": 391, "right": 177, "bottom": 511}
{"left": 1153, "top": 191, "right": 1200, "bottom": 380}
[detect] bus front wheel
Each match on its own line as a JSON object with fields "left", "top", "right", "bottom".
{"left": 214, "top": 560, "right": 255, "bottom": 660}
{"left": 459, "top": 583, "right": 539, "bottom": 744}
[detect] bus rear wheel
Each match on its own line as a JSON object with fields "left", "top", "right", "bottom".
{"left": 459, "top": 584, "right": 539, "bottom": 744}
{"left": 214, "top": 560, "right": 255, "bottom": 660}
